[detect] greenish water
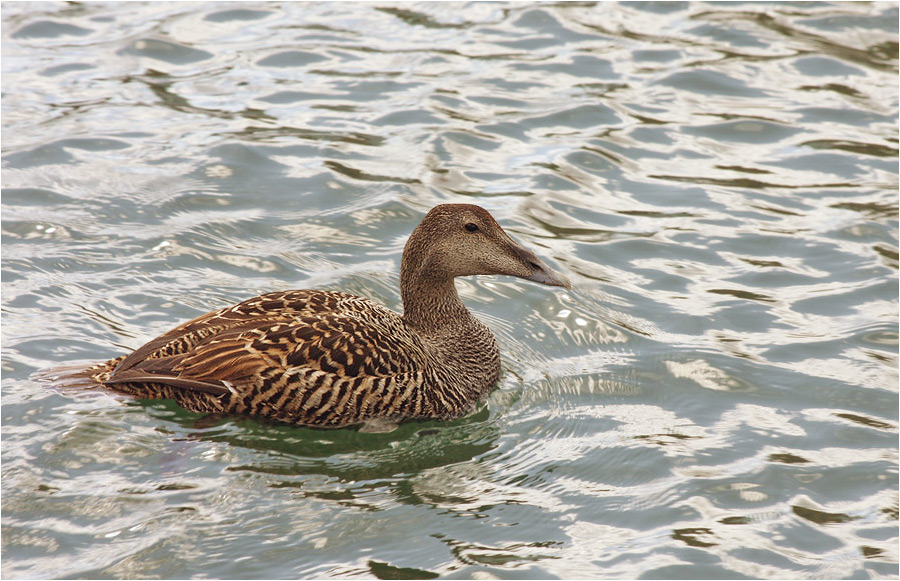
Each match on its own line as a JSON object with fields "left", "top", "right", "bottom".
{"left": 2, "top": 2, "right": 897, "bottom": 579}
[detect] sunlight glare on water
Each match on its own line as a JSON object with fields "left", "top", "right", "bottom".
{"left": 2, "top": 2, "right": 898, "bottom": 579}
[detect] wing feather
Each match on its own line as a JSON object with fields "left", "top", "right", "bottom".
{"left": 102, "top": 290, "right": 427, "bottom": 406}
{"left": 104, "top": 371, "right": 230, "bottom": 396}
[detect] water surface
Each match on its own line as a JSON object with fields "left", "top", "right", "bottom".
{"left": 2, "top": 2, "right": 898, "bottom": 579}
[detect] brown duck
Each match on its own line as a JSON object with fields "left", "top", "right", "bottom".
{"left": 77, "top": 204, "right": 570, "bottom": 432}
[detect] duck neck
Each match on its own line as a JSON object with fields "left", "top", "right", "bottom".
{"left": 399, "top": 217, "right": 476, "bottom": 332}
{"left": 400, "top": 270, "right": 472, "bottom": 332}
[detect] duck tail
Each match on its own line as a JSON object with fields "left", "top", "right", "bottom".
{"left": 33, "top": 358, "right": 121, "bottom": 390}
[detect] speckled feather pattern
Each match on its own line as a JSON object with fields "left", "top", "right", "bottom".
{"left": 91, "top": 290, "right": 500, "bottom": 427}
{"left": 80, "top": 204, "right": 568, "bottom": 430}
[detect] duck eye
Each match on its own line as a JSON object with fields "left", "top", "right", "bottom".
{"left": 465, "top": 223, "right": 479, "bottom": 232}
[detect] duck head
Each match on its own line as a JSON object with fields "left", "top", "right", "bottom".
{"left": 401, "top": 204, "right": 571, "bottom": 291}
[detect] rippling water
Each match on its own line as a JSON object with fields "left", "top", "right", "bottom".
{"left": 2, "top": 2, "right": 898, "bottom": 579}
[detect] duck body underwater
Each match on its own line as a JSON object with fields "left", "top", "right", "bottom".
{"left": 58, "top": 204, "right": 570, "bottom": 432}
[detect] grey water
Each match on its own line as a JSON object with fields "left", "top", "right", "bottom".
{"left": 2, "top": 2, "right": 898, "bottom": 579}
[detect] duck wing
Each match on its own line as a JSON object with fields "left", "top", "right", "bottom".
{"left": 103, "top": 290, "right": 424, "bottom": 398}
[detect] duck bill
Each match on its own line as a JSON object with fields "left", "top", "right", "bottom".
{"left": 525, "top": 261, "right": 571, "bottom": 289}
{"left": 510, "top": 240, "right": 572, "bottom": 290}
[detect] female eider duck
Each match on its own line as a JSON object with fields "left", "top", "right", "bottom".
{"left": 79, "top": 204, "right": 570, "bottom": 432}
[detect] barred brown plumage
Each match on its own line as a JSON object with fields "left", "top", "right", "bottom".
{"left": 68, "top": 204, "right": 571, "bottom": 432}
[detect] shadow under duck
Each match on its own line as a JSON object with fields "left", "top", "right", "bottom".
{"left": 76, "top": 204, "right": 570, "bottom": 432}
